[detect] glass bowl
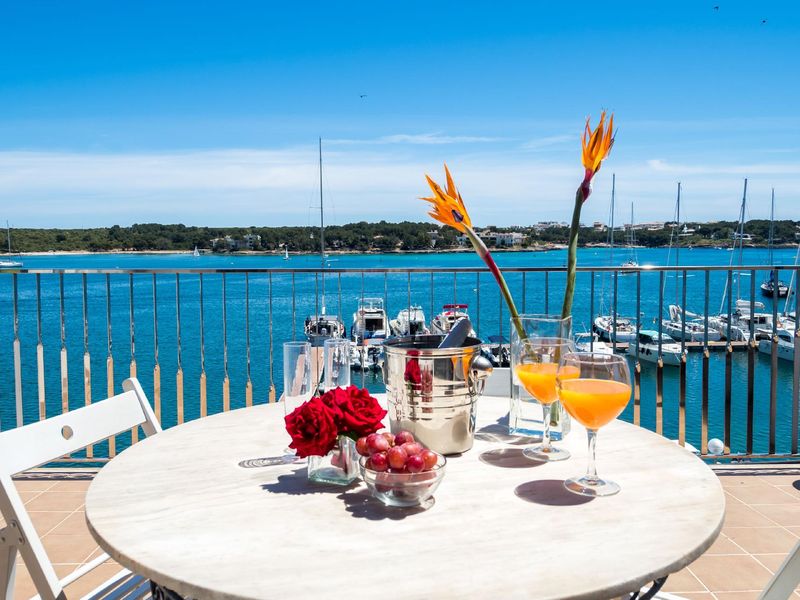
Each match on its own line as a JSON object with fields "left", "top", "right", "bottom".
{"left": 359, "top": 454, "right": 446, "bottom": 509}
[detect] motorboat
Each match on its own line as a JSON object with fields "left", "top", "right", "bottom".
{"left": 761, "top": 275, "right": 790, "bottom": 298}
{"left": 389, "top": 306, "right": 429, "bottom": 337}
{"left": 627, "top": 330, "right": 683, "bottom": 366}
{"left": 350, "top": 341, "right": 383, "bottom": 372}
{"left": 662, "top": 305, "right": 721, "bottom": 342}
{"left": 709, "top": 299, "right": 774, "bottom": 342}
{"left": 351, "top": 297, "right": 389, "bottom": 344}
{"left": 483, "top": 335, "right": 511, "bottom": 367}
{"left": 757, "top": 328, "right": 795, "bottom": 362}
{"left": 593, "top": 314, "right": 638, "bottom": 343}
{"left": 430, "top": 304, "right": 477, "bottom": 337}
{"left": 304, "top": 314, "right": 346, "bottom": 347}
{"left": 574, "top": 332, "right": 614, "bottom": 355}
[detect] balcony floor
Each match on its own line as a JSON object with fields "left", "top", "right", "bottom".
{"left": 3, "top": 465, "right": 800, "bottom": 599}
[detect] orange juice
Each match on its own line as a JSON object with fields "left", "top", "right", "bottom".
{"left": 557, "top": 378, "right": 631, "bottom": 429}
{"left": 516, "top": 364, "right": 580, "bottom": 404}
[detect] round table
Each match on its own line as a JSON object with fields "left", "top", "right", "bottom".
{"left": 85, "top": 395, "right": 725, "bottom": 600}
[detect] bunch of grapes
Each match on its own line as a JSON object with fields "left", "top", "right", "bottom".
{"left": 356, "top": 430, "right": 439, "bottom": 473}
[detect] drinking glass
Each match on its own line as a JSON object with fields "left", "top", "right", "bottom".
{"left": 283, "top": 341, "right": 313, "bottom": 416}
{"left": 323, "top": 338, "right": 351, "bottom": 391}
{"left": 515, "top": 337, "right": 576, "bottom": 461}
{"left": 556, "top": 352, "right": 632, "bottom": 497}
{"left": 509, "top": 314, "right": 573, "bottom": 439}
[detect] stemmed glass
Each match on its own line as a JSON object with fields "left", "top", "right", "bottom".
{"left": 556, "top": 352, "right": 632, "bottom": 497}
{"left": 515, "top": 337, "right": 576, "bottom": 461}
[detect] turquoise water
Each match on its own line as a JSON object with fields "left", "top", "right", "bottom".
{"left": 0, "top": 246, "right": 796, "bottom": 456}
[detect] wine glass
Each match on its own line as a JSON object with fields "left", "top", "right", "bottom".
{"left": 515, "top": 337, "right": 576, "bottom": 461}
{"left": 556, "top": 352, "right": 632, "bottom": 497}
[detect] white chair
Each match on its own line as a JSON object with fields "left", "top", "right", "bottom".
{"left": 0, "top": 378, "right": 161, "bottom": 600}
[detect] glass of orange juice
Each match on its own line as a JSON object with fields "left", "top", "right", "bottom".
{"left": 556, "top": 352, "right": 632, "bottom": 497}
{"left": 515, "top": 338, "right": 576, "bottom": 461}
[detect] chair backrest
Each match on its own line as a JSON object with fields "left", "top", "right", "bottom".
{"left": 759, "top": 538, "right": 800, "bottom": 599}
{"left": 0, "top": 378, "right": 161, "bottom": 600}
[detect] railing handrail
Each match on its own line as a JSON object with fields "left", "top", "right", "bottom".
{"left": 0, "top": 264, "right": 796, "bottom": 275}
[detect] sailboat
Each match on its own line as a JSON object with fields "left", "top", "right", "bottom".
{"left": 593, "top": 174, "right": 638, "bottom": 343}
{"left": 283, "top": 246, "right": 290, "bottom": 261}
{"left": 0, "top": 222, "right": 23, "bottom": 268}
{"left": 758, "top": 242, "right": 800, "bottom": 361}
{"left": 192, "top": 246, "right": 200, "bottom": 257}
{"left": 662, "top": 183, "right": 721, "bottom": 342}
{"left": 709, "top": 179, "right": 775, "bottom": 341}
{"left": 304, "top": 138, "right": 346, "bottom": 347}
{"left": 620, "top": 202, "right": 638, "bottom": 269}
{"left": 760, "top": 188, "right": 789, "bottom": 298}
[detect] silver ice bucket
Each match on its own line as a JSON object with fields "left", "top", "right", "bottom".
{"left": 382, "top": 335, "right": 493, "bottom": 454}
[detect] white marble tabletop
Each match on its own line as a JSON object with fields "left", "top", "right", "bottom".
{"left": 85, "top": 395, "right": 725, "bottom": 600}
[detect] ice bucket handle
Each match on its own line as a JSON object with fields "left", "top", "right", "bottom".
{"left": 469, "top": 355, "right": 493, "bottom": 396}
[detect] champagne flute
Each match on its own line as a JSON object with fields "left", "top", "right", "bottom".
{"left": 515, "top": 337, "right": 576, "bottom": 461}
{"left": 556, "top": 352, "right": 632, "bottom": 497}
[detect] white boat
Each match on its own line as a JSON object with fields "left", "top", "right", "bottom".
{"left": 593, "top": 314, "right": 638, "bottom": 343}
{"left": 304, "top": 138, "right": 346, "bottom": 348}
{"left": 709, "top": 299, "right": 775, "bottom": 342}
{"left": 0, "top": 221, "right": 22, "bottom": 268}
{"left": 389, "top": 306, "right": 429, "bottom": 337}
{"left": 663, "top": 305, "right": 722, "bottom": 343}
{"left": 349, "top": 341, "right": 383, "bottom": 372}
{"left": 574, "top": 332, "right": 614, "bottom": 355}
{"left": 283, "top": 246, "right": 289, "bottom": 260}
{"left": 192, "top": 246, "right": 200, "bottom": 257}
{"left": 627, "top": 330, "right": 683, "bottom": 366}
{"left": 760, "top": 189, "right": 790, "bottom": 298}
{"left": 430, "top": 304, "right": 477, "bottom": 337}
{"left": 351, "top": 297, "right": 389, "bottom": 344}
{"left": 758, "top": 328, "right": 795, "bottom": 361}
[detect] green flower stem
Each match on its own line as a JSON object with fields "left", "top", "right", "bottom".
{"left": 464, "top": 227, "right": 527, "bottom": 341}
{"left": 561, "top": 185, "right": 585, "bottom": 321}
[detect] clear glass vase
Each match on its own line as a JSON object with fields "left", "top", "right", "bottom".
{"left": 307, "top": 436, "right": 359, "bottom": 485}
{"left": 509, "top": 314, "right": 573, "bottom": 440}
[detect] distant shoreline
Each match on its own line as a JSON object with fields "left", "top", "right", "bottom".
{"left": 7, "top": 242, "right": 789, "bottom": 257}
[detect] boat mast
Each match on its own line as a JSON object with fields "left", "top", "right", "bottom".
{"left": 736, "top": 178, "right": 748, "bottom": 301}
{"left": 5, "top": 221, "right": 11, "bottom": 254}
{"left": 767, "top": 187, "right": 775, "bottom": 267}
{"left": 609, "top": 173, "right": 616, "bottom": 265}
{"left": 319, "top": 137, "right": 327, "bottom": 315}
{"left": 675, "top": 182, "right": 681, "bottom": 306}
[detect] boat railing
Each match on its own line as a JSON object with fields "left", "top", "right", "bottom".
{"left": 0, "top": 264, "right": 797, "bottom": 463}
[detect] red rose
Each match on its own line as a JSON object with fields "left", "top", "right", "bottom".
{"left": 328, "top": 386, "right": 387, "bottom": 438}
{"left": 284, "top": 396, "right": 339, "bottom": 458}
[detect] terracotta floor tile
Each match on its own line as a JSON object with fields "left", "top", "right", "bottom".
{"left": 662, "top": 567, "right": 708, "bottom": 593}
{"left": 776, "top": 485, "right": 800, "bottom": 497}
{"left": 48, "top": 511, "right": 89, "bottom": 536}
{"left": 41, "top": 533, "right": 99, "bottom": 565}
{"left": 28, "top": 511, "right": 72, "bottom": 535}
{"left": 752, "top": 553, "right": 790, "bottom": 573}
{"left": 727, "top": 484, "right": 798, "bottom": 505}
{"left": 49, "top": 479, "right": 92, "bottom": 492}
{"left": 724, "top": 500, "right": 779, "bottom": 527}
{"left": 678, "top": 594, "right": 716, "bottom": 600}
{"left": 24, "top": 491, "right": 85, "bottom": 512}
{"left": 705, "top": 533, "right": 747, "bottom": 555}
{"left": 718, "top": 475, "right": 765, "bottom": 488}
{"left": 689, "top": 555, "right": 772, "bottom": 592}
{"left": 714, "top": 592, "right": 763, "bottom": 600}
{"left": 758, "top": 474, "right": 800, "bottom": 486}
{"left": 11, "top": 565, "right": 36, "bottom": 600}
{"left": 63, "top": 561, "right": 130, "bottom": 598}
{"left": 725, "top": 526, "right": 800, "bottom": 554}
{"left": 752, "top": 504, "right": 800, "bottom": 527}
{"left": 13, "top": 480, "right": 57, "bottom": 493}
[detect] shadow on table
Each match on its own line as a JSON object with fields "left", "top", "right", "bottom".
{"left": 514, "top": 480, "right": 595, "bottom": 506}
{"left": 261, "top": 468, "right": 360, "bottom": 495}
{"left": 479, "top": 448, "right": 546, "bottom": 469}
{"left": 338, "top": 489, "right": 429, "bottom": 521}
{"left": 474, "top": 421, "right": 542, "bottom": 446}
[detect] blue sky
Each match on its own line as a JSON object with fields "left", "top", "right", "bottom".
{"left": 1, "top": 1, "right": 798, "bottom": 228}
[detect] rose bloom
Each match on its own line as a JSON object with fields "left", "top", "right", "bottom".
{"left": 322, "top": 385, "right": 387, "bottom": 438}
{"left": 284, "top": 396, "right": 339, "bottom": 458}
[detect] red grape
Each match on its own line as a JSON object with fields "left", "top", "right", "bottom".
{"left": 406, "top": 454, "right": 424, "bottom": 473}
{"left": 381, "top": 432, "right": 395, "bottom": 447}
{"left": 394, "top": 431, "right": 415, "bottom": 446}
{"left": 367, "top": 433, "right": 390, "bottom": 454}
{"left": 368, "top": 452, "right": 388, "bottom": 472}
{"left": 421, "top": 449, "right": 438, "bottom": 470}
{"left": 401, "top": 442, "right": 424, "bottom": 456}
{"left": 356, "top": 436, "right": 369, "bottom": 456}
{"left": 387, "top": 446, "right": 408, "bottom": 470}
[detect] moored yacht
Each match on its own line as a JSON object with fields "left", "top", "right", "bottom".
{"left": 627, "top": 330, "right": 683, "bottom": 366}
{"left": 430, "top": 304, "right": 477, "bottom": 337}
{"left": 351, "top": 297, "right": 389, "bottom": 343}
{"left": 757, "top": 328, "right": 795, "bottom": 362}
{"left": 574, "top": 332, "right": 614, "bottom": 355}
{"left": 593, "top": 314, "right": 638, "bottom": 343}
{"left": 389, "top": 306, "right": 429, "bottom": 337}
{"left": 304, "top": 314, "right": 346, "bottom": 347}
{"left": 662, "top": 305, "right": 721, "bottom": 342}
